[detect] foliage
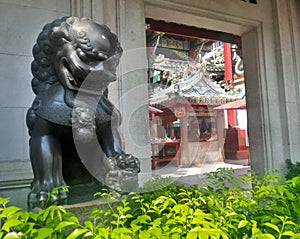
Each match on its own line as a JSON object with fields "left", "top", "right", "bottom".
{"left": 1, "top": 168, "right": 300, "bottom": 238}
{"left": 286, "top": 159, "right": 300, "bottom": 180}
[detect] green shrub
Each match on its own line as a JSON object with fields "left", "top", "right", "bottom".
{"left": 1, "top": 169, "right": 300, "bottom": 238}
{"left": 286, "top": 159, "right": 300, "bottom": 180}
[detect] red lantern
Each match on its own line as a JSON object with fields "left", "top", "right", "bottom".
{"left": 175, "top": 107, "right": 186, "bottom": 118}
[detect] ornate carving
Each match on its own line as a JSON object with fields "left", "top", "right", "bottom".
{"left": 26, "top": 17, "right": 140, "bottom": 209}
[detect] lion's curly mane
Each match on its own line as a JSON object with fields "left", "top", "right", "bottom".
{"left": 27, "top": 16, "right": 123, "bottom": 131}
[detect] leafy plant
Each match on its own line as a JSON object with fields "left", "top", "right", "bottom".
{"left": 286, "top": 159, "right": 300, "bottom": 180}
{"left": 1, "top": 168, "right": 300, "bottom": 238}
{"left": 0, "top": 197, "right": 80, "bottom": 239}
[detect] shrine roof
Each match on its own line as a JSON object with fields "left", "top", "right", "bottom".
{"left": 148, "top": 45, "right": 244, "bottom": 108}
{"left": 149, "top": 68, "right": 241, "bottom": 108}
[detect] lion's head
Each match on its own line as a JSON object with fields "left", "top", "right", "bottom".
{"left": 31, "top": 16, "right": 123, "bottom": 96}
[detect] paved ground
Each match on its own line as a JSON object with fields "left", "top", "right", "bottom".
{"left": 152, "top": 160, "right": 251, "bottom": 187}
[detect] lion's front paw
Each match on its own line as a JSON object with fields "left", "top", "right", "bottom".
{"left": 115, "top": 154, "right": 140, "bottom": 173}
{"left": 104, "top": 154, "right": 140, "bottom": 193}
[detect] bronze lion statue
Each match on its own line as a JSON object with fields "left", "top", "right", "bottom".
{"left": 26, "top": 16, "right": 140, "bottom": 209}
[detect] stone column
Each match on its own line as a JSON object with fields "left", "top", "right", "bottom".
{"left": 71, "top": 0, "right": 103, "bottom": 22}
{"left": 169, "top": 123, "right": 175, "bottom": 138}
{"left": 272, "top": 0, "right": 300, "bottom": 164}
{"left": 150, "top": 114, "right": 158, "bottom": 140}
{"left": 216, "top": 110, "right": 225, "bottom": 161}
{"left": 116, "top": 0, "right": 152, "bottom": 185}
{"left": 71, "top": 0, "right": 152, "bottom": 186}
{"left": 179, "top": 110, "right": 189, "bottom": 167}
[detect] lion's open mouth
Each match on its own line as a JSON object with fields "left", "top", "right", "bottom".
{"left": 61, "top": 54, "right": 117, "bottom": 95}
{"left": 62, "top": 58, "right": 89, "bottom": 88}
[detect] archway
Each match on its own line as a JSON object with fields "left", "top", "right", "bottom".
{"left": 144, "top": 2, "right": 268, "bottom": 175}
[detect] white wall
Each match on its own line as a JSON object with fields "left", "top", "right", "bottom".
{"left": 0, "top": 0, "right": 152, "bottom": 206}
{"left": 0, "top": 0, "right": 70, "bottom": 207}
{"left": 2, "top": 0, "right": 300, "bottom": 207}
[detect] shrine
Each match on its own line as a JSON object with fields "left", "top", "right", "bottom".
{"left": 146, "top": 20, "right": 249, "bottom": 168}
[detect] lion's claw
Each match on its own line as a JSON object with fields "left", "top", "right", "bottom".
{"left": 104, "top": 154, "right": 140, "bottom": 193}
{"left": 115, "top": 154, "right": 140, "bottom": 173}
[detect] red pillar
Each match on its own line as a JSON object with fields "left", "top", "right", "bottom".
{"left": 224, "top": 42, "right": 233, "bottom": 86}
{"left": 227, "top": 110, "right": 237, "bottom": 127}
{"left": 224, "top": 42, "right": 236, "bottom": 126}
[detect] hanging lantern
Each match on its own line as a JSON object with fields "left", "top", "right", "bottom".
{"left": 175, "top": 106, "right": 186, "bottom": 118}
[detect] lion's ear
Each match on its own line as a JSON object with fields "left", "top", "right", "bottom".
{"left": 51, "top": 18, "right": 75, "bottom": 44}
{"left": 51, "top": 27, "right": 70, "bottom": 45}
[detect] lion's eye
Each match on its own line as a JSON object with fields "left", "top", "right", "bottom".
{"left": 76, "top": 48, "right": 88, "bottom": 63}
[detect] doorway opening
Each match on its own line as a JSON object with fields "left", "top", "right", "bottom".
{"left": 146, "top": 18, "right": 250, "bottom": 170}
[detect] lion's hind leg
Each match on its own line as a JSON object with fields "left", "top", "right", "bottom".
{"left": 28, "top": 119, "right": 68, "bottom": 209}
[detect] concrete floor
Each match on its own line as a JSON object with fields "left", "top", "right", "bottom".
{"left": 152, "top": 160, "right": 251, "bottom": 186}
{"left": 3, "top": 160, "right": 251, "bottom": 210}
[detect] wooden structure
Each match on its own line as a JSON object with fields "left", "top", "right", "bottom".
{"left": 147, "top": 27, "right": 245, "bottom": 168}
{"left": 151, "top": 141, "right": 180, "bottom": 169}
{"left": 214, "top": 99, "right": 250, "bottom": 165}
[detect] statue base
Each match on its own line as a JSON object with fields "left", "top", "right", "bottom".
{"left": 67, "top": 182, "right": 105, "bottom": 205}
{"left": 65, "top": 183, "right": 117, "bottom": 222}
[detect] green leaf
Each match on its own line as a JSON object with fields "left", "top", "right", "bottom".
{"left": 131, "top": 224, "right": 142, "bottom": 233}
{"left": 291, "top": 233, "right": 300, "bottom": 238}
{"left": 125, "top": 214, "right": 133, "bottom": 219}
{"left": 29, "top": 212, "right": 38, "bottom": 221}
{"left": 84, "top": 221, "right": 94, "bottom": 230}
{"left": 66, "top": 228, "right": 89, "bottom": 239}
{"left": 136, "top": 215, "right": 151, "bottom": 224}
{"left": 238, "top": 220, "right": 248, "bottom": 229}
{"left": 191, "top": 216, "right": 205, "bottom": 225}
{"left": 57, "top": 210, "right": 62, "bottom": 222}
{"left": 50, "top": 208, "right": 55, "bottom": 220}
{"left": 149, "top": 227, "right": 162, "bottom": 238}
{"left": 17, "top": 222, "right": 35, "bottom": 235}
{"left": 112, "top": 227, "right": 132, "bottom": 235}
{"left": 36, "top": 228, "right": 54, "bottom": 239}
{"left": 292, "top": 176, "right": 300, "bottom": 188}
{"left": 285, "top": 220, "right": 296, "bottom": 225}
{"left": 264, "top": 223, "right": 280, "bottom": 233}
{"left": 261, "top": 233, "right": 276, "bottom": 239}
{"left": 55, "top": 221, "right": 76, "bottom": 231}
{"left": 283, "top": 231, "right": 295, "bottom": 236}
{"left": 0, "top": 197, "right": 10, "bottom": 206}
{"left": 18, "top": 211, "right": 30, "bottom": 223}
{"left": 83, "top": 231, "right": 93, "bottom": 237}
{"left": 186, "top": 231, "right": 198, "bottom": 239}
{"left": 3, "top": 232, "right": 19, "bottom": 239}
{"left": 2, "top": 219, "right": 22, "bottom": 232}
{"left": 65, "top": 214, "right": 80, "bottom": 224}
{"left": 292, "top": 202, "right": 300, "bottom": 214}
{"left": 1, "top": 207, "right": 21, "bottom": 217}
{"left": 97, "top": 228, "right": 109, "bottom": 238}
{"left": 38, "top": 209, "right": 50, "bottom": 221}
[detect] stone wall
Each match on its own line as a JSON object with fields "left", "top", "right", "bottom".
{"left": 2, "top": 0, "right": 300, "bottom": 208}
{"left": 0, "top": 0, "right": 152, "bottom": 208}
{"left": 0, "top": 0, "right": 70, "bottom": 208}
